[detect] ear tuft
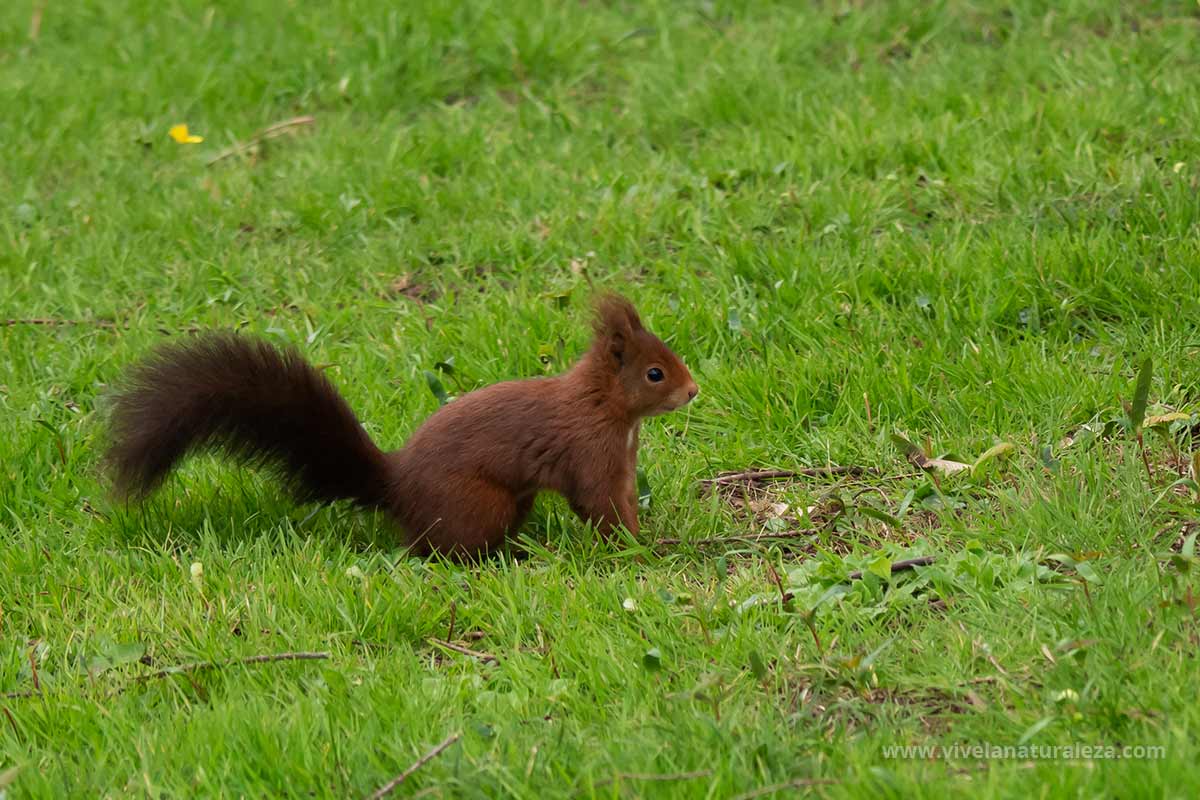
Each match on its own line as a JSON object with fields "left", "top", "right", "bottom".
{"left": 592, "top": 294, "right": 643, "bottom": 364}
{"left": 593, "top": 294, "right": 643, "bottom": 336}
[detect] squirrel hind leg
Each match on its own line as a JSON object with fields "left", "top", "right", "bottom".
{"left": 403, "top": 479, "right": 526, "bottom": 558}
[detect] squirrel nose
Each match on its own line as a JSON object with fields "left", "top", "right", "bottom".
{"left": 687, "top": 383, "right": 699, "bottom": 400}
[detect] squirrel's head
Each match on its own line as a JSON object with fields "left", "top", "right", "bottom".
{"left": 591, "top": 294, "right": 698, "bottom": 419}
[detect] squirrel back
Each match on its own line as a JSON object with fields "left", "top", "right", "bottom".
{"left": 105, "top": 295, "right": 697, "bottom": 556}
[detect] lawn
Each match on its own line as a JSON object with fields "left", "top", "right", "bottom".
{"left": 3, "top": 0, "right": 1200, "bottom": 796}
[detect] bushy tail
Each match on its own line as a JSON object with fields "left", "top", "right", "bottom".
{"left": 105, "top": 333, "right": 389, "bottom": 507}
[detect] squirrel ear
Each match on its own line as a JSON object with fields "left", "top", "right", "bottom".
{"left": 593, "top": 294, "right": 642, "bottom": 365}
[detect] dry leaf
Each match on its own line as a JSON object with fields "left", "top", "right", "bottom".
{"left": 892, "top": 433, "right": 969, "bottom": 474}
{"left": 1145, "top": 412, "right": 1191, "bottom": 427}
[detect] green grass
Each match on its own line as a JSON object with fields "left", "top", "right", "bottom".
{"left": 3, "top": 0, "right": 1200, "bottom": 796}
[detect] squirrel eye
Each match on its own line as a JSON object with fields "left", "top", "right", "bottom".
{"left": 646, "top": 367, "right": 664, "bottom": 383}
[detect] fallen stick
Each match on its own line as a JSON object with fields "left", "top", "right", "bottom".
{"left": 588, "top": 769, "right": 712, "bottom": 792}
{"left": 6, "top": 654, "right": 329, "bottom": 699}
{"left": 368, "top": 732, "right": 462, "bottom": 800}
{"left": 702, "top": 467, "right": 874, "bottom": 486}
{"left": 3, "top": 317, "right": 116, "bottom": 328}
{"left": 656, "top": 528, "right": 821, "bottom": 547}
{"left": 428, "top": 638, "right": 499, "bottom": 664}
{"left": 731, "top": 777, "right": 839, "bottom": 800}
{"left": 134, "top": 651, "right": 330, "bottom": 683}
{"left": 207, "top": 116, "right": 317, "bottom": 165}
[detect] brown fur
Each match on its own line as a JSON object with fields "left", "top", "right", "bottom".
{"left": 104, "top": 295, "right": 698, "bottom": 557}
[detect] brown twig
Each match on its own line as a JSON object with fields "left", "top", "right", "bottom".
{"left": 445, "top": 602, "right": 457, "bottom": 644}
{"left": 656, "top": 528, "right": 820, "bottom": 547}
{"left": 2, "top": 706, "right": 18, "bottom": 735}
{"left": 850, "top": 485, "right": 892, "bottom": 504}
{"left": 702, "top": 467, "right": 874, "bottom": 486}
{"left": 429, "top": 638, "right": 499, "bottom": 664}
{"left": 587, "top": 770, "right": 712, "bottom": 792}
{"left": 1137, "top": 430, "right": 1154, "bottom": 482}
{"left": 367, "top": 732, "right": 462, "bottom": 800}
{"left": 207, "top": 116, "right": 317, "bottom": 165}
{"left": 29, "top": 3, "right": 44, "bottom": 40}
{"left": 3, "top": 317, "right": 117, "bottom": 328}
{"left": 731, "top": 778, "right": 839, "bottom": 800}
{"left": 134, "top": 651, "right": 330, "bottom": 683}
{"left": 764, "top": 562, "right": 793, "bottom": 605}
{"left": 846, "top": 556, "right": 935, "bottom": 581}
{"left": 28, "top": 648, "right": 40, "bottom": 692}
{"left": 2, "top": 690, "right": 37, "bottom": 700}
{"left": 986, "top": 653, "right": 1010, "bottom": 676}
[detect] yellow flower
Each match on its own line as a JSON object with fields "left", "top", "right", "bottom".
{"left": 168, "top": 124, "right": 204, "bottom": 144}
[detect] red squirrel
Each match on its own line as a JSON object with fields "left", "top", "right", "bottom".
{"left": 105, "top": 295, "right": 698, "bottom": 556}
